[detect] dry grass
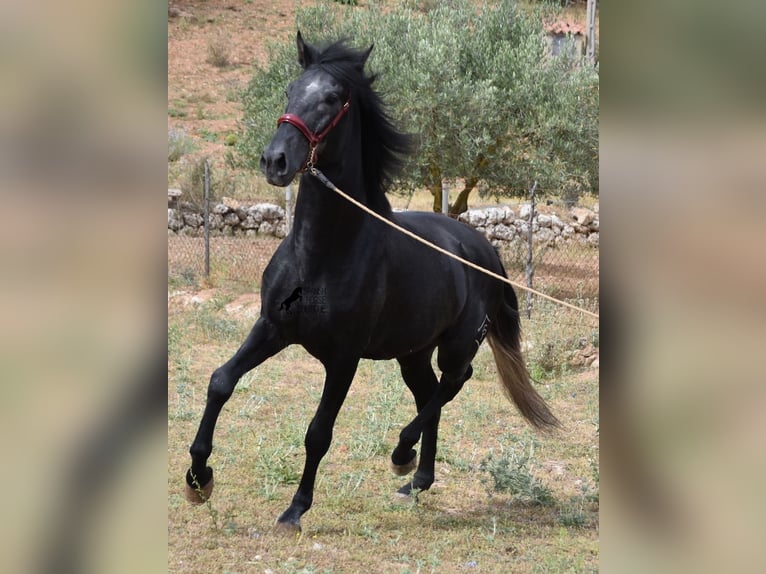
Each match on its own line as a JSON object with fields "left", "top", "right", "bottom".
{"left": 206, "top": 33, "right": 233, "bottom": 68}
{"left": 168, "top": 288, "right": 598, "bottom": 573}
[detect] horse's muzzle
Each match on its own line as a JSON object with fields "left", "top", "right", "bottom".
{"left": 260, "top": 147, "right": 293, "bottom": 187}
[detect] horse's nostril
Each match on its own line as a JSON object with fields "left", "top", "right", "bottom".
{"left": 260, "top": 146, "right": 290, "bottom": 181}
{"left": 276, "top": 153, "right": 287, "bottom": 174}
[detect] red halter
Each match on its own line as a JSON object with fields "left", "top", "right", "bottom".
{"left": 277, "top": 100, "right": 350, "bottom": 169}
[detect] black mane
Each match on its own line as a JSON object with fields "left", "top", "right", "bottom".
{"left": 309, "top": 40, "right": 412, "bottom": 212}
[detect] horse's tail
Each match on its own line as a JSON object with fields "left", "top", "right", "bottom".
{"left": 487, "top": 282, "right": 560, "bottom": 431}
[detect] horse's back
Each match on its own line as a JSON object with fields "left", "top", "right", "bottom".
{"left": 391, "top": 211, "right": 503, "bottom": 272}
{"left": 357, "top": 210, "right": 505, "bottom": 359}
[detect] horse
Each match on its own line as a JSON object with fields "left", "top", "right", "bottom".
{"left": 184, "top": 32, "right": 559, "bottom": 533}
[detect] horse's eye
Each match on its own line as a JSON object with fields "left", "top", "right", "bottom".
{"left": 325, "top": 93, "right": 339, "bottom": 105}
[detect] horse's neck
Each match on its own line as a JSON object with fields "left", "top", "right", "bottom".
{"left": 291, "top": 167, "right": 372, "bottom": 256}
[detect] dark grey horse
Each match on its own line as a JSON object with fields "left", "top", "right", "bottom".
{"left": 185, "top": 32, "right": 558, "bottom": 533}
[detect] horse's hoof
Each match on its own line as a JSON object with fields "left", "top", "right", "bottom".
{"left": 184, "top": 468, "right": 214, "bottom": 505}
{"left": 273, "top": 520, "right": 301, "bottom": 536}
{"left": 390, "top": 492, "right": 411, "bottom": 505}
{"left": 390, "top": 451, "right": 417, "bottom": 476}
{"left": 391, "top": 484, "right": 419, "bottom": 505}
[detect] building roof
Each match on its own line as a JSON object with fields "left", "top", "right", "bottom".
{"left": 544, "top": 20, "right": 585, "bottom": 36}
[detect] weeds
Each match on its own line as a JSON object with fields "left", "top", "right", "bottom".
{"left": 192, "top": 307, "right": 242, "bottom": 343}
{"left": 168, "top": 128, "right": 196, "bottom": 162}
{"left": 522, "top": 299, "right": 598, "bottom": 380}
{"left": 206, "top": 33, "right": 232, "bottom": 67}
{"left": 557, "top": 499, "right": 589, "bottom": 527}
{"left": 348, "top": 364, "right": 404, "bottom": 459}
{"left": 199, "top": 128, "right": 217, "bottom": 143}
{"left": 171, "top": 379, "right": 196, "bottom": 421}
{"left": 480, "top": 438, "right": 554, "bottom": 506}
{"left": 254, "top": 440, "right": 301, "bottom": 499}
{"left": 556, "top": 457, "right": 599, "bottom": 527}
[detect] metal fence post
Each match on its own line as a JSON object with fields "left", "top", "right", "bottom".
{"left": 525, "top": 181, "right": 537, "bottom": 319}
{"left": 442, "top": 180, "right": 449, "bottom": 216}
{"left": 203, "top": 159, "right": 210, "bottom": 278}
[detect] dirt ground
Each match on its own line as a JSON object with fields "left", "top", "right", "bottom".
{"left": 168, "top": 1, "right": 298, "bottom": 174}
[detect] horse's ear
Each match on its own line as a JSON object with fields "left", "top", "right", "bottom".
{"left": 359, "top": 43, "right": 374, "bottom": 69}
{"left": 297, "top": 31, "right": 316, "bottom": 69}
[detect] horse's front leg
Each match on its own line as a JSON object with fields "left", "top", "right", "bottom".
{"left": 275, "top": 357, "right": 359, "bottom": 533}
{"left": 185, "top": 317, "right": 285, "bottom": 503}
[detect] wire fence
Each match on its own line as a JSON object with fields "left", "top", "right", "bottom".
{"left": 169, "top": 220, "right": 598, "bottom": 316}
{"left": 168, "top": 169, "right": 598, "bottom": 317}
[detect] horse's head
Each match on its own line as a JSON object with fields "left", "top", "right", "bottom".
{"left": 260, "top": 32, "right": 371, "bottom": 187}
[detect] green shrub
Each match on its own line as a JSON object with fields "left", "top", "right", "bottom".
{"left": 480, "top": 438, "right": 554, "bottom": 506}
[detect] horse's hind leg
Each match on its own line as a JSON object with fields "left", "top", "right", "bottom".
{"left": 185, "top": 317, "right": 285, "bottom": 503}
{"left": 394, "top": 348, "right": 440, "bottom": 496}
{"left": 391, "top": 324, "right": 482, "bottom": 495}
{"left": 390, "top": 361, "right": 473, "bottom": 496}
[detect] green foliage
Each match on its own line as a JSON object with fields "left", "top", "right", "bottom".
{"left": 238, "top": 0, "right": 598, "bottom": 206}
{"left": 199, "top": 128, "right": 217, "bottom": 142}
{"left": 557, "top": 459, "right": 599, "bottom": 527}
{"left": 480, "top": 438, "right": 555, "bottom": 506}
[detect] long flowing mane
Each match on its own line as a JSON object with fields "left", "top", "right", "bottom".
{"left": 309, "top": 40, "right": 412, "bottom": 213}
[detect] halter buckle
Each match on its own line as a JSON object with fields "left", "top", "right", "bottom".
{"left": 276, "top": 99, "right": 351, "bottom": 170}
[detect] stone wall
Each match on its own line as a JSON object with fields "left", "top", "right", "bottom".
{"left": 168, "top": 199, "right": 598, "bottom": 247}
{"left": 168, "top": 202, "right": 287, "bottom": 238}
{"left": 457, "top": 205, "right": 599, "bottom": 248}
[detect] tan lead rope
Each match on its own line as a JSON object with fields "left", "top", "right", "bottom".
{"left": 308, "top": 167, "right": 599, "bottom": 321}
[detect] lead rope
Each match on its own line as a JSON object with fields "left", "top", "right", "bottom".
{"left": 308, "top": 166, "right": 599, "bottom": 321}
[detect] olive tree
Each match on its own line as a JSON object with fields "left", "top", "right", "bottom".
{"left": 238, "top": 0, "right": 598, "bottom": 213}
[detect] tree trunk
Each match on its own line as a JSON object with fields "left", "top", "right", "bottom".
{"left": 448, "top": 153, "right": 489, "bottom": 216}
{"left": 427, "top": 164, "right": 442, "bottom": 213}
{"left": 449, "top": 177, "right": 478, "bottom": 216}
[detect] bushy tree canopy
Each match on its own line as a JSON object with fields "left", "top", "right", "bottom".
{"left": 238, "top": 0, "right": 598, "bottom": 212}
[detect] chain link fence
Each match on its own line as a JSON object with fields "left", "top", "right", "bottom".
{"left": 486, "top": 190, "right": 599, "bottom": 317}
{"left": 168, "top": 177, "right": 598, "bottom": 316}
{"left": 169, "top": 218, "right": 598, "bottom": 315}
{"left": 169, "top": 234, "right": 281, "bottom": 290}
